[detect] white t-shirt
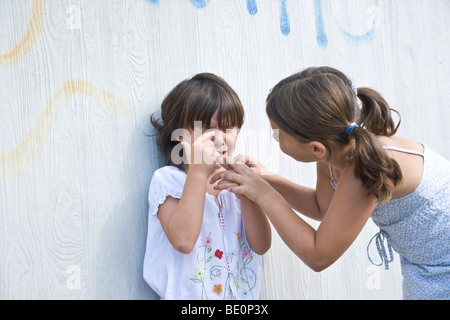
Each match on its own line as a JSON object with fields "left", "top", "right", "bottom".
{"left": 143, "top": 166, "right": 263, "bottom": 300}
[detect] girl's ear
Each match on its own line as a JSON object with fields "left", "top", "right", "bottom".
{"left": 309, "top": 141, "right": 327, "bottom": 160}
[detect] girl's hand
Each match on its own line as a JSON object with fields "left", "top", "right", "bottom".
{"left": 211, "top": 158, "right": 271, "bottom": 202}
{"left": 181, "top": 130, "right": 221, "bottom": 176}
{"left": 234, "top": 154, "right": 273, "bottom": 176}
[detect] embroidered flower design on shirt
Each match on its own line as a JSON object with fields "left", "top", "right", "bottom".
{"left": 215, "top": 249, "right": 223, "bottom": 259}
{"left": 243, "top": 248, "right": 251, "bottom": 259}
{"left": 195, "top": 268, "right": 204, "bottom": 279}
{"left": 190, "top": 229, "right": 258, "bottom": 299}
{"left": 213, "top": 284, "right": 222, "bottom": 295}
{"left": 203, "top": 236, "right": 212, "bottom": 247}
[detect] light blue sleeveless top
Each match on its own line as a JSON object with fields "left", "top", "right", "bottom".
{"left": 329, "top": 145, "right": 450, "bottom": 300}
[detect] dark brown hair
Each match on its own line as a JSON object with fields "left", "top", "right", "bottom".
{"left": 266, "top": 66, "right": 402, "bottom": 203}
{"left": 151, "top": 73, "right": 244, "bottom": 169}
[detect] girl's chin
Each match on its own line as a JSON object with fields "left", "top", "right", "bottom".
{"left": 212, "top": 163, "right": 223, "bottom": 170}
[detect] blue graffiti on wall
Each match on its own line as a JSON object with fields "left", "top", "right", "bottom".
{"left": 279, "top": 0, "right": 290, "bottom": 36}
{"left": 314, "top": 0, "right": 328, "bottom": 47}
{"left": 314, "top": 0, "right": 379, "bottom": 48}
{"left": 145, "top": 0, "right": 379, "bottom": 48}
{"left": 247, "top": 0, "right": 258, "bottom": 15}
{"left": 189, "top": 0, "right": 212, "bottom": 9}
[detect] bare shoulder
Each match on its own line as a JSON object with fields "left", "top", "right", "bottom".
{"left": 376, "top": 135, "right": 424, "bottom": 199}
{"left": 376, "top": 136, "right": 424, "bottom": 153}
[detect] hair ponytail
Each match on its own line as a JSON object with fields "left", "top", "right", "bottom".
{"left": 352, "top": 87, "right": 402, "bottom": 203}
{"left": 357, "top": 87, "right": 400, "bottom": 136}
{"left": 351, "top": 126, "right": 402, "bottom": 203}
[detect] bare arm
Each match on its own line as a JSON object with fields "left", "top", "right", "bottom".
{"left": 264, "top": 173, "right": 324, "bottom": 221}
{"left": 239, "top": 197, "right": 271, "bottom": 255}
{"left": 264, "top": 161, "right": 337, "bottom": 222}
{"left": 216, "top": 161, "right": 271, "bottom": 255}
{"left": 158, "top": 131, "right": 220, "bottom": 254}
{"left": 214, "top": 162, "right": 377, "bottom": 272}
{"left": 158, "top": 170, "right": 209, "bottom": 254}
{"left": 234, "top": 154, "right": 327, "bottom": 221}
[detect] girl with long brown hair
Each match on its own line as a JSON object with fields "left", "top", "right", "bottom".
{"left": 212, "top": 67, "right": 450, "bottom": 300}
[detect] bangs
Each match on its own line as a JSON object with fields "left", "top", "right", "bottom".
{"left": 215, "top": 96, "right": 245, "bottom": 129}
{"left": 182, "top": 75, "right": 244, "bottom": 130}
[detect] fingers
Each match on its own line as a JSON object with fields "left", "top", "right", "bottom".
{"left": 235, "top": 154, "right": 256, "bottom": 167}
{"left": 214, "top": 179, "right": 240, "bottom": 191}
{"left": 220, "top": 156, "right": 248, "bottom": 174}
{"left": 200, "top": 129, "right": 216, "bottom": 143}
{"left": 225, "top": 186, "right": 245, "bottom": 196}
{"left": 182, "top": 130, "right": 220, "bottom": 166}
{"left": 210, "top": 170, "right": 244, "bottom": 185}
{"left": 180, "top": 140, "right": 190, "bottom": 150}
{"left": 180, "top": 141, "right": 192, "bottom": 162}
{"left": 211, "top": 155, "right": 258, "bottom": 184}
{"left": 213, "top": 180, "right": 245, "bottom": 198}
{"left": 213, "top": 176, "right": 247, "bottom": 199}
{"left": 220, "top": 156, "right": 240, "bottom": 171}
{"left": 210, "top": 170, "right": 224, "bottom": 184}
{"left": 220, "top": 162, "right": 232, "bottom": 171}
{"left": 222, "top": 171, "right": 244, "bottom": 184}
{"left": 203, "top": 147, "right": 221, "bottom": 165}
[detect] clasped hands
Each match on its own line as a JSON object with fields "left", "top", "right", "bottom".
{"left": 210, "top": 154, "right": 271, "bottom": 203}
{"left": 179, "top": 130, "right": 272, "bottom": 203}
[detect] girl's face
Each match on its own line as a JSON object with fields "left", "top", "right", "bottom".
{"left": 270, "top": 120, "right": 318, "bottom": 163}
{"left": 188, "top": 112, "right": 239, "bottom": 167}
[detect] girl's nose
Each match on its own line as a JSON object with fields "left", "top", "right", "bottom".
{"left": 213, "top": 129, "right": 226, "bottom": 146}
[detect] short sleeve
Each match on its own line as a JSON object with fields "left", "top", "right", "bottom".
{"left": 148, "top": 166, "right": 186, "bottom": 217}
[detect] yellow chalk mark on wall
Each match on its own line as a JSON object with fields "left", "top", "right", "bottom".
{"left": 0, "top": 0, "right": 46, "bottom": 65}
{"left": 0, "top": 79, "right": 133, "bottom": 181}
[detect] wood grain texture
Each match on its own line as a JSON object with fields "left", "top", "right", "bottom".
{"left": 0, "top": 0, "right": 448, "bottom": 299}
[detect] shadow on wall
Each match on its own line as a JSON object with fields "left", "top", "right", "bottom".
{"left": 97, "top": 111, "right": 164, "bottom": 299}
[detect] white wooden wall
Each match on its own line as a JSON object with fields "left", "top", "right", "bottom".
{"left": 1, "top": 0, "right": 449, "bottom": 300}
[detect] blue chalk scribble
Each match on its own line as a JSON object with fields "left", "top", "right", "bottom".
{"left": 247, "top": 0, "right": 258, "bottom": 15}
{"left": 313, "top": 0, "right": 328, "bottom": 48}
{"left": 189, "top": 0, "right": 211, "bottom": 9}
{"left": 142, "top": 0, "right": 379, "bottom": 48}
{"left": 279, "top": 0, "right": 290, "bottom": 36}
{"left": 334, "top": 0, "right": 379, "bottom": 46}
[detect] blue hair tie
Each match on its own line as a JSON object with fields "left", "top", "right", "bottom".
{"left": 346, "top": 122, "right": 359, "bottom": 135}
{"left": 351, "top": 85, "right": 358, "bottom": 96}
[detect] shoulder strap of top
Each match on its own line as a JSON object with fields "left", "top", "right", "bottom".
{"left": 329, "top": 157, "right": 352, "bottom": 190}
{"left": 382, "top": 145, "right": 424, "bottom": 157}
{"left": 329, "top": 146, "right": 423, "bottom": 189}
{"left": 329, "top": 165, "right": 338, "bottom": 189}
